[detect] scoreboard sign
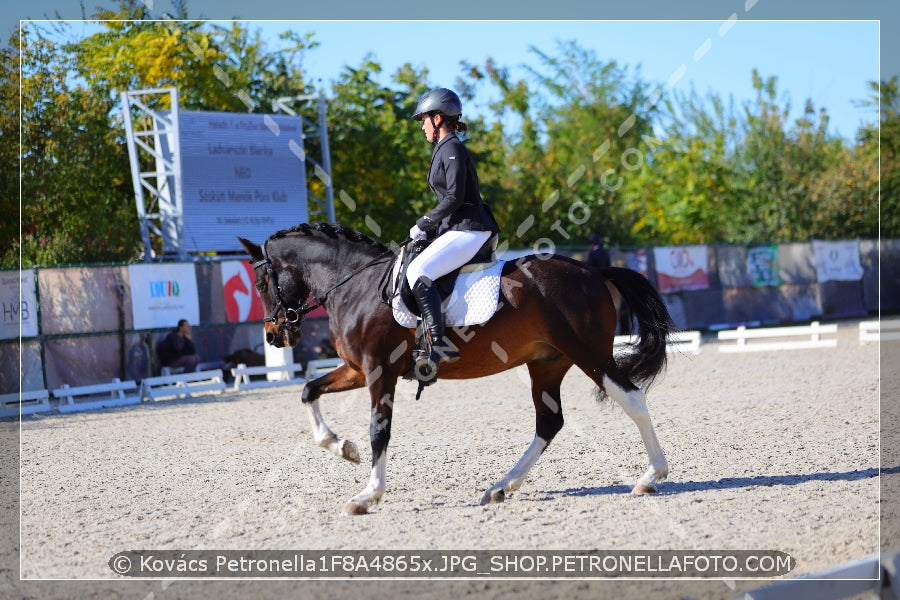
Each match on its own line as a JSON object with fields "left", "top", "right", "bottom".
{"left": 175, "top": 110, "right": 309, "bottom": 253}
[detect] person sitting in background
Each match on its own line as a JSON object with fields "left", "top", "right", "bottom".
{"left": 156, "top": 319, "right": 201, "bottom": 373}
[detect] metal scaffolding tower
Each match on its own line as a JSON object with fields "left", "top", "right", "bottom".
{"left": 121, "top": 88, "right": 334, "bottom": 261}
{"left": 121, "top": 87, "right": 186, "bottom": 261}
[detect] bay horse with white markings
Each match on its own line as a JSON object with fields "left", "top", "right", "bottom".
{"left": 238, "top": 223, "right": 673, "bottom": 515}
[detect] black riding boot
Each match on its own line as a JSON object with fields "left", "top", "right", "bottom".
{"left": 411, "top": 278, "right": 459, "bottom": 382}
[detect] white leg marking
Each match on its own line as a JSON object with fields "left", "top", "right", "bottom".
{"left": 480, "top": 436, "right": 548, "bottom": 505}
{"left": 343, "top": 452, "right": 387, "bottom": 515}
{"left": 603, "top": 375, "right": 668, "bottom": 493}
{"left": 305, "top": 400, "right": 359, "bottom": 464}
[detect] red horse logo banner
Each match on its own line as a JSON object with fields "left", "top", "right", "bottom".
{"left": 222, "top": 261, "right": 264, "bottom": 322}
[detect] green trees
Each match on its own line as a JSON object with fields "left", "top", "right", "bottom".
{"left": 325, "top": 59, "right": 432, "bottom": 242}
{"left": 4, "top": 10, "right": 886, "bottom": 269}
{"left": 461, "top": 43, "right": 660, "bottom": 247}
{"left": 73, "top": 2, "right": 318, "bottom": 113}
{"left": 626, "top": 89, "right": 740, "bottom": 244}
{"left": 7, "top": 1, "right": 319, "bottom": 267}
{"left": 734, "top": 71, "right": 856, "bottom": 243}
{"left": 613, "top": 70, "right": 883, "bottom": 245}
{"left": 445, "top": 49, "right": 884, "bottom": 248}
{"left": 6, "top": 24, "right": 138, "bottom": 267}
{"left": 870, "top": 77, "right": 900, "bottom": 238}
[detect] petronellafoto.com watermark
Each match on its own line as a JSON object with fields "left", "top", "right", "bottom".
{"left": 110, "top": 550, "right": 795, "bottom": 578}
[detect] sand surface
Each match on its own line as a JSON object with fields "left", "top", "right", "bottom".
{"left": 3, "top": 319, "right": 894, "bottom": 600}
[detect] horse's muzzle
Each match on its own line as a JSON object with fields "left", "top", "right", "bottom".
{"left": 265, "top": 329, "right": 283, "bottom": 347}
{"left": 265, "top": 323, "right": 300, "bottom": 348}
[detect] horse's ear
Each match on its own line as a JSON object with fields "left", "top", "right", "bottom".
{"left": 238, "top": 237, "right": 263, "bottom": 262}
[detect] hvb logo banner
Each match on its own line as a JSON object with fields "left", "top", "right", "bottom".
{"left": 0, "top": 270, "right": 38, "bottom": 340}
{"left": 128, "top": 264, "right": 200, "bottom": 330}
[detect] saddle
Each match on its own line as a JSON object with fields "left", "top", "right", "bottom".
{"left": 386, "top": 234, "right": 504, "bottom": 330}
{"left": 395, "top": 234, "right": 499, "bottom": 318}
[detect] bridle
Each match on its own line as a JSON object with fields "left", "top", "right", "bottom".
{"left": 252, "top": 238, "right": 403, "bottom": 337}
{"left": 252, "top": 242, "right": 314, "bottom": 334}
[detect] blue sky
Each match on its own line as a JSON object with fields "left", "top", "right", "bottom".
{"left": 244, "top": 20, "right": 879, "bottom": 141}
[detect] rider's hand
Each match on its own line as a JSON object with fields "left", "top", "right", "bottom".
{"left": 409, "top": 224, "right": 427, "bottom": 241}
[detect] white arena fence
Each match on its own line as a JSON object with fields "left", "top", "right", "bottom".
{"left": 741, "top": 549, "right": 899, "bottom": 600}
{"left": 614, "top": 330, "right": 703, "bottom": 355}
{"left": 859, "top": 319, "right": 900, "bottom": 343}
{"left": 717, "top": 321, "right": 838, "bottom": 352}
{"left": 1, "top": 359, "right": 345, "bottom": 418}
{"left": 11, "top": 316, "right": 900, "bottom": 417}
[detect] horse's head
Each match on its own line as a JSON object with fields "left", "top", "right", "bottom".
{"left": 238, "top": 236, "right": 310, "bottom": 348}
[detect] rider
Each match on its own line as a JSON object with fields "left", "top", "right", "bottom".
{"left": 408, "top": 87, "right": 500, "bottom": 375}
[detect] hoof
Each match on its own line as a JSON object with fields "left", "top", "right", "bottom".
{"left": 341, "top": 440, "right": 360, "bottom": 464}
{"left": 480, "top": 488, "right": 505, "bottom": 505}
{"left": 341, "top": 502, "right": 368, "bottom": 516}
{"left": 631, "top": 483, "right": 658, "bottom": 495}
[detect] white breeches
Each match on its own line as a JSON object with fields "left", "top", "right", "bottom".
{"left": 406, "top": 230, "right": 492, "bottom": 287}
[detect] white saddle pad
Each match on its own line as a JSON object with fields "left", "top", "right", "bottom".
{"left": 391, "top": 260, "right": 506, "bottom": 328}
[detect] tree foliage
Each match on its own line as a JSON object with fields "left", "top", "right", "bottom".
{"left": 3, "top": 8, "right": 887, "bottom": 268}
{"left": 325, "top": 59, "right": 431, "bottom": 242}
{"left": 871, "top": 77, "right": 900, "bottom": 238}
{"left": 6, "top": 24, "right": 138, "bottom": 267}
{"left": 461, "top": 43, "right": 659, "bottom": 248}
{"left": 6, "top": 0, "right": 320, "bottom": 267}
{"left": 620, "top": 70, "right": 884, "bottom": 245}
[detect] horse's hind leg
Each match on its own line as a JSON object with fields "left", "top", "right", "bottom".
{"left": 481, "top": 359, "right": 569, "bottom": 505}
{"left": 601, "top": 372, "right": 668, "bottom": 494}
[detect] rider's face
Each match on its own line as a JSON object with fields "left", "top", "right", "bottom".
{"left": 421, "top": 113, "right": 441, "bottom": 140}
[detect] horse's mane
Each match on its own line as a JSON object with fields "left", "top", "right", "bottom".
{"left": 269, "top": 222, "right": 389, "bottom": 252}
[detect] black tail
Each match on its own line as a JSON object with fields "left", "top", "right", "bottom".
{"left": 601, "top": 266, "right": 673, "bottom": 389}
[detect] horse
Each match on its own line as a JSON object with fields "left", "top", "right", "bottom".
{"left": 238, "top": 222, "right": 674, "bottom": 515}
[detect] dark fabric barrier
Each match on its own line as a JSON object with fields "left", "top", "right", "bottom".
{"left": 1, "top": 238, "right": 890, "bottom": 396}
{"left": 38, "top": 266, "right": 131, "bottom": 335}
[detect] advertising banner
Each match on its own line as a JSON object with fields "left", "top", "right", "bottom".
{"left": 128, "top": 263, "right": 200, "bottom": 330}
{"left": 812, "top": 240, "right": 864, "bottom": 282}
{"left": 175, "top": 110, "right": 309, "bottom": 253}
{"left": 653, "top": 246, "right": 709, "bottom": 293}
{"left": 621, "top": 249, "right": 648, "bottom": 277}
{"left": 747, "top": 245, "right": 782, "bottom": 288}
{"left": 0, "top": 270, "right": 38, "bottom": 339}
{"left": 222, "top": 260, "right": 265, "bottom": 323}
{"left": 221, "top": 260, "right": 328, "bottom": 323}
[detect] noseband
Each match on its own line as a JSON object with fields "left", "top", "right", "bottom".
{"left": 252, "top": 242, "right": 323, "bottom": 335}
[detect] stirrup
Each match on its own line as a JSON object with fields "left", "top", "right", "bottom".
{"left": 412, "top": 344, "right": 458, "bottom": 379}
{"left": 412, "top": 348, "right": 438, "bottom": 400}
{"left": 412, "top": 348, "right": 439, "bottom": 383}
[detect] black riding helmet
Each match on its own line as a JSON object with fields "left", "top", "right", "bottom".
{"left": 412, "top": 88, "right": 467, "bottom": 143}
{"left": 411, "top": 87, "right": 463, "bottom": 121}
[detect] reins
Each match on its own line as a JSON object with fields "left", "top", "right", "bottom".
{"left": 253, "top": 237, "right": 408, "bottom": 334}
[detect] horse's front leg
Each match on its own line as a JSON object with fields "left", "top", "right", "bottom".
{"left": 302, "top": 364, "right": 366, "bottom": 463}
{"left": 342, "top": 366, "right": 398, "bottom": 516}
